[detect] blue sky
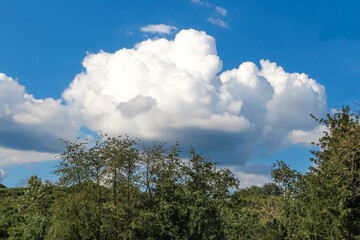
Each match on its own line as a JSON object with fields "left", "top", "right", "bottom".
{"left": 0, "top": 0, "right": 359, "bottom": 187}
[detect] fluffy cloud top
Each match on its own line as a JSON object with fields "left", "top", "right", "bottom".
{"left": 0, "top": 29, "right": 327, "bottom": 169}
{"left": 141, "top": 24, "right": 178, "bottom": 35}
{"left": 63, "top": 30, "right": 250, "bottom": 139}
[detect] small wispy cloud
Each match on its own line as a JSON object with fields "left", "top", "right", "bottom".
{"left": 191, "top": 0, "right": 229, "bottom": 28}
{"left": 190, "top": 0, "right": 212, "bottom": 7}
{"left": 207, "top": 17, "right": 229, "bottom": 28}
{"left": 215, "top": 6, "right": 227, "bottom": 16}
{"left": 191, "top": 0, "right": 203, "bottom": 5}
{"left": 141, "top": 24, "right": 178, "bottom": 35}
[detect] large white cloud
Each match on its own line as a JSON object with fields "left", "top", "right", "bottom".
{"left": 63, "top": 29, "right": 253, "bottom": 140}
{"left": 0, "top": 29, "right": 327, "bottom": 169}
{"left": 63, "top": 29, "right": 327, "bottom": 164}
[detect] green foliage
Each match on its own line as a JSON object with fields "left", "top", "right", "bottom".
{"left": 20, "top": 176, "right": 53, "bottom": 240}
{"left": 48, "top": 135, "right": 250, "bottom": 239}
{"left": 0, "top": 187, "right": 25, "bottom": 239}
{"left": 2, "top": 176, "right": 54, "bottom": 240}
{"left": 266, "top": 106, "right": 360, "bottom": 239}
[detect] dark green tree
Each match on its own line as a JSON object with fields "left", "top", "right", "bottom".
{"left": 51, "top": 138, "right": 104, "bottom": 239}
{"left": 152, "top": 142, "right": 189, "bottom": 239}
{"left": 268, "top": 106, "right": 360, "bottom": 239}
{"left": 101, "top": 134, "right": 140, "bottom": 240}
{"left": 304, "top": 106, "right": 360, "bottom": 239}
{"left": 184, "top": 148, "right": 239, "bottom": 239}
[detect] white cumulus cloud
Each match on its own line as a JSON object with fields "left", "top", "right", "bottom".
{"left": 0, "top": 147, "right": 56, "bottom": 166}
{"left": 0, "top": 168, "right": 7, "bottom": 182}
{"left": 63, "top": 29, "right": 327, "bottom": 164}
{"left": 141, "top": 24, "right": 178, "bottom": 35}
{"left": 287, "top": 125, "right": 328, "bottom": 145}
{"left": 0, "top": 29, "right": 327, "bottom": 171}
{"left": 0, "top": 73, "right": 79, "bottom": 165}
{"left": 228, "top": 164, "right": 271, "bottom": 188}
{"left": 63, "top": 29, "right": 253, "bottom": 141}
{"left": 236, "top": 171, "right": 271, "bottom": 188}
{"left": 0, "top": 74, "right": 78, "bottom": 141}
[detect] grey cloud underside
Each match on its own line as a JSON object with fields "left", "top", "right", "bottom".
{"left": 157, "top": 127, "right": 256, "bottom": 165}
{"left": 0, "top": 117, "right": 63, "bottom": 153}
{"left": 117, "top": 95, "right": 157, "bottom": 118}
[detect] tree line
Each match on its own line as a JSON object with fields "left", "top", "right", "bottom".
{"left": 0, "top": 106, "right": 359, "bottom": 239}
